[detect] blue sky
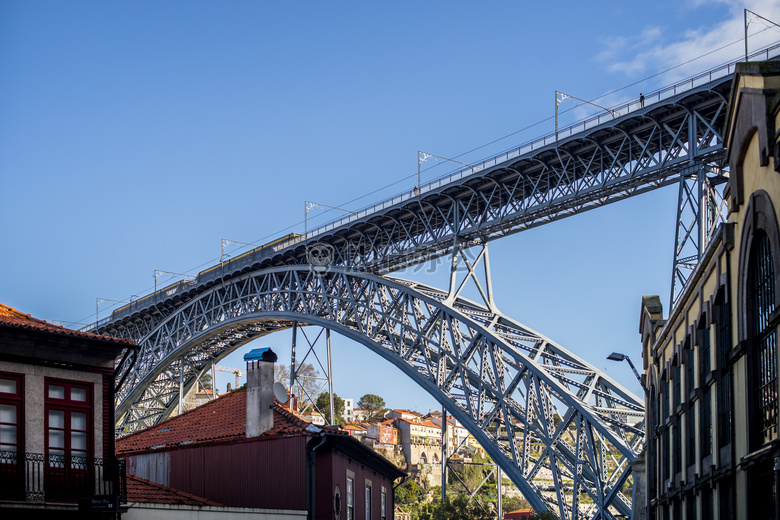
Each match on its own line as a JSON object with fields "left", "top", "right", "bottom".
{"left": 3, "top": 1, "right": 780, "bottom": 412}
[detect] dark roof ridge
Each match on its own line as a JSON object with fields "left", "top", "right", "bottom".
{"left": 0, "top": 302, "right": 135, "bottom": 346}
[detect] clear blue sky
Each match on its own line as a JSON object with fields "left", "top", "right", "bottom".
{"left": 2, "top": 1, "right": 780, "bottom": 412}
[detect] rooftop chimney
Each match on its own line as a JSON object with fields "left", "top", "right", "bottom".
{"left": 244, "top": 347, "right": 278, "bottom": 438}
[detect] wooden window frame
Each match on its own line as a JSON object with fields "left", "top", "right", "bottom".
{"left": 0, "top": 372, "right": 23, "bottom": 456}
{"left": 44, "top": 379, "right": 93, "bottom": 464}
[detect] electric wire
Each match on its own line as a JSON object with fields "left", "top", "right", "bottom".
{"left": 81, "top": 30, "right": 779, "bottom": 327}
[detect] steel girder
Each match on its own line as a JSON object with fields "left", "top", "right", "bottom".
{"left": 109, "top": 266, "right": 643, "bottom": 519}
{"left": 95, "top": 65, "right": 742, "bottom": 333}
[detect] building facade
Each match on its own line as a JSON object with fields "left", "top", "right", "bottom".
{"left": 0, "top": 303, "right": 134, "bottom": 518}
{"left": 117, "top": 349, "right": 405, "bottom": 519}
{"left": 642, "top": 61, "right": 780, "bottom": 520}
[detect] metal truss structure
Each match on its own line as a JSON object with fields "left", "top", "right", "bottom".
{"left": 669, "top": 164, "right": 729, "bottom": 308}
{"left": 91, "top": 46, "right": 778, "bottom": 337}
{"left": 92, "top": 48, "right": 780, "bottom": 519}
{"left": 105, "top": 266, "right": 643, "bottom": 519}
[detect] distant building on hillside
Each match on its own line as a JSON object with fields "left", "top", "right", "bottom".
{"left": 367, "top": 419, "right": 400, "bottom": 446}
{"left": 386, "top": 408, "right": 422, "bottom": 421}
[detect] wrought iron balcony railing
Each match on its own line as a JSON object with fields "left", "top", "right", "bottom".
{"left": 0, "top": 451, "right": 126, "bottom": 504}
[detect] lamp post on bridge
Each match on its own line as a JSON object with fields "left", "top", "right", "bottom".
{"left": 417, "top": 151, "right": 477, "bottom": 194}
{"left": 555, "top": 91, "right": 619, "bottom": 142}
{"left": 304, "top": 201, "right": 357, "bottom": 237}
{"left": 96, "top": 297, "right": 129, "bottom": 327}
{"left": 154, "top": 270, "right": 195, "bottom": 293}
{"left": 744, "top": 10, "right": 780, "bottom": 62}
{"left": 221, "top": 238, "right": 259, "bottom": 265}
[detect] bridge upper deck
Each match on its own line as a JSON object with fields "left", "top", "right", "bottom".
{"left": 92, "top": 46, "right": 780, "bottom": 334}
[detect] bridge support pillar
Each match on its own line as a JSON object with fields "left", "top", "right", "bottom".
{"left": 670, "top": 162, "right": 728, "bottom": 308}
{"left": 289, "top": 322, "right": 336, "bottom": 423}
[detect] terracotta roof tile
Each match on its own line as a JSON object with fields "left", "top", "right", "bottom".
{"left": 127, "top": 475, "right": 223, "bottom": 506}
{"left": 117, "top": 389, "right": 336, "bottom": 455}
{"left": 0, "top": 303, "right": 134, "bottom": 346}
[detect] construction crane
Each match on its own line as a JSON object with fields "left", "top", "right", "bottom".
{"left": 216, "top": 366, "right": 246, "bottom": 390}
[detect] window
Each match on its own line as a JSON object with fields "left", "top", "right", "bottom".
{"left": 365, "top": 484, "right": 372, "bottom": 520}
{"left": 700, "top": 386, "right": 712, "bottom": 462}
{"left": 699, "top": 326, "right": 713, "bottom": 462}
{"left": 0, "top": 373, "right": 22, "bottom": 455}
{"left": 685, "top": 493, "right": 695, "bottom": 520}
{"left": 673, "top": 420, "right": 681, "bottom": 476}
{"left": 686, "top": 348, "right": 695, "bottom": 398}
{"left": 701, "top": 487, "right": 712, "bottom": 519}
{"left": 673, "top": 365, "right": 681, "bottom": 411}
{"left": 662, "top": 380, "right": 669, "bottom": 421}
{"left": 45, "top": 378, "right": 92, "bottom": 497}
{"left": 716, "top": 295, "right": 732, "bottom": 449}
{"left": 347, "top": 476, "right": 354, "bottom": 520}
{"left": 686, "top": 413, "right": 696, "bottom": 468}
{"left": 45, "top": 380, "right": 92, "bottom": 464}
{"left": 381, "top": 489, "right": 387, "bottom": 520}
{"left": 700, "top": 326, "right": 711, "bottom": 382}
{"left": 719, "top": 480, "right": 733, "bottom": 519}
{"left": 662, "top": 426, "right": 670, "bottom": 483}
{"left": 0, "top": 373, "right": 23, "bottom": 500}
{"left": 749, "top": 231, "right": 778, "bottom": 448}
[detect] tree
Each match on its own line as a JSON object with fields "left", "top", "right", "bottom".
{"left": 316, "top": 392, "right": 345, "bottom": 424}
{"left": 274, "top": 363, "right": 321, "bottom": 412}
{"left": 502, "top": 496, "right": 531, "bottom": 513}
{"left": 274, "top": 364, "right": 290, "bottom": 386}
{"left": 429, "top": 494, "right": 493, "bottom": 520}
{"left": 199, "top": 373, "right": 212, "bottom": 391}
{"left": 357, "top": 393, "right": 386, "bottom": 423}
{"left": 394, "top": 479, "right": 424, "bottom": 505}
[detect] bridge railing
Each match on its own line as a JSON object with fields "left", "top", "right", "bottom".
{"left": 89, "top": 44, "right": 780, "bottom": 331}
{"left": 303, "top": 43, "right": 780, "bottom": 240}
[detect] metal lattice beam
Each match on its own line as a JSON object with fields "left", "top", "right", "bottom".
{"left": 108, "top": 266, "right": 643, "bottom": 519}
{"left": 89, "top": 49, "right": 780, "bottom": 335}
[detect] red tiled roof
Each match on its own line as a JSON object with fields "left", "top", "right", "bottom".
{"left": 127, "top": 475, "right": 223, "bottom": 506}
{"left": 0, "top": 303, "right": 134, "bottom": 346}
{"left": 117, "top": 388, "right": 333, "bottom": 455}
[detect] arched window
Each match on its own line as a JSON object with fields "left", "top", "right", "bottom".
{"left": 749, "top": 230, "right": 778, "bottom": 448}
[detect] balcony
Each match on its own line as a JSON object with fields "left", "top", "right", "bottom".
{"left": 0, "top": 451, "right": 126, "bottom": 505}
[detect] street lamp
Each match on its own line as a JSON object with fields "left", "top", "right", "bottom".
{"left": 607, "top": 352, "right": 643, "bottom": 388}
{"left": 154, "top": 270, "right": 195, "bottom": 293}
{"left": 555, "top": 91, "right": 619, "bottom": 141}
{"left": 417, "top": 151, "right": 477, "bottom": 193}
{"left": 304, "top": 201, "right": 357, "bottom": 237}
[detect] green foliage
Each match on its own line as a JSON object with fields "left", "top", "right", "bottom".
{"left": 395, "top": 479, "right": 424, "bottom": 505}
{"left": 528, "top": 511, "right": 558, "bottom": 520}
{"left": 315, "top": 392, "right": 345, "bottom": 424}
{"left": 427, "top": 494, "right": 493, "bottom": 520}
{"left": 449, "top": 455, "right": 494, "bottom": 494}
{"left": 501, "top": 496, "right": 531, "bottom": 512}
{"left": 357, "top": 393, "right": 386, "bottom": 422}
{"left": 199, "top": 373, "right": 212, "bottom": 390}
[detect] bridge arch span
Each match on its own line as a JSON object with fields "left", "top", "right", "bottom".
{"left": 111, "top": 266, "right": 642, "bottom": 518}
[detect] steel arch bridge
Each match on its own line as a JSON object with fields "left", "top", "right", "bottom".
{"left": 92, "top": 47, "right": 780, "bottom": 519}
{"left": 111, "top": 266, "right": 643, "bottom": 519}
